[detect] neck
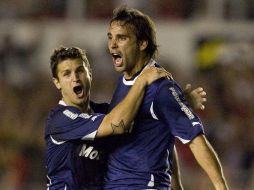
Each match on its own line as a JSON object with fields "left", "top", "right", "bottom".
{"left": 124, "top": 56, "right": 150, "bottom": 79}
{"left": 80, "top": 100, "right": 90, "bottom": 113}
{"left": 62, "top": 97, "right": 90, "bottom": 113}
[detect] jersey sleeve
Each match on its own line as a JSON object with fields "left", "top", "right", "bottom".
{"left": 153, "top": 80, "right": 204, "bottom": 144}
{"left": 47, "top": 107, "right": 105, "bottom": 141}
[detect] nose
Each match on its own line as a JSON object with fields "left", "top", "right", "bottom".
{"left": 72, "top": 72, "right": 79, "bottom": 81}
{"left": 110, "top": 38, "right": 117, "bottom": 49}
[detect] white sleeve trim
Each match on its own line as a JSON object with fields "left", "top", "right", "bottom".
{"left": 81, "top": 130, "right": 97, "bottom": 141}
{"left": 175, "top": 136, "right": 191, "bottom": 144}
{"left": 50, "top": 135, "right": 66, "bottom": 145}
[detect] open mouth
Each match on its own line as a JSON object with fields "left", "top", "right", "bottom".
{"left": 111, "top": 53, "right": 123, "bottom": 67}
{"left": 73, "top": 85, "right": 84, "bottom": 97}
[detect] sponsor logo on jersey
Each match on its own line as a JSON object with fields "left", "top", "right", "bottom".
{"left": 79, "top": 113, "right": 92, "bottom": 119}
{"left": 169, "top": 87, "right": 195, "bottom": 120}
{"left": 63, "top": 109, "right": 96, "bottom": 121}
{"left": 79, "top": 144, "right": 100, "bottom": 160}
{"left": 63, "top": 109, "right": 78, "bottom": 120}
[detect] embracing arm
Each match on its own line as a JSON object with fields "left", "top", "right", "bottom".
{"left": 96, "top": 67, "right": 170, "bottom": 137}
{"left": 189, "top": 135, "right": 229, "bottom": 190}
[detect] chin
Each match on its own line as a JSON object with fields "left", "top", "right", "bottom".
{"left": 114, "top": 67, "right": 125, "bottom": 73}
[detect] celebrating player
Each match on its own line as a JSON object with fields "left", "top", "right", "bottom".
{"left": 103, "top": 5, "right": 229, "bottom": 190}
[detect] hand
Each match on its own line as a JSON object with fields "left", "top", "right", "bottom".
{"left": 138, "top": 67, "right": 173, "bottom": 86}
{"left": 184, "top": 84, "right": 207, "bottom": 111}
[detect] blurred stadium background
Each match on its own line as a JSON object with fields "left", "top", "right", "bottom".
{"left": 0, "top": 0, "right": 254, "bottom": 189}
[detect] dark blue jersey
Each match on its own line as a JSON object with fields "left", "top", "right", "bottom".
{"left": 45, "top": 100, "right": 106, "bottom": 190}
{"left": 104, "top": 60, "right": 204, "bottom": 190}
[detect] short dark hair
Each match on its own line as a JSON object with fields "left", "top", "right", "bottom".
{"left": 110, "top": 5, "right": 158, "bottom": 59}
{"left": 50, "top": 47, "right": 90, "bottom": 78}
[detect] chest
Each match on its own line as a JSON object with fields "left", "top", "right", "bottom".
{"left": 109, "top": 84, "right": 157, "bottom": 120}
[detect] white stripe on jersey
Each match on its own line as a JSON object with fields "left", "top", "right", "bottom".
{"left": 47, "top": 175, "right": 51, "bottom": 189}
{"left": 81, "top": 131, "right": 97, "bottom": 140}
{"left": 175, "top": 136, "right": 190, "bottom": 144}
{"left": 150, "top": 102, "right": 159, "bottom": 120}
{"left": 192, "top": 122, "right": 201, "bottom": 126}
{"left": 50, "top": 135, "right": 66, "bottom": 145}
{"left": 147, "top": 174, "right": 155, "bottom": 187}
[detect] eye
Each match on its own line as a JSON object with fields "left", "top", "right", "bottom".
{"left": 107, "top": 34, "right": 112, "bottom": 40}
{"left": 63, "top": 71, "right": 70, "bottom": 77}
{"left": 119, "top": 36, "right": 127, "bottom": 41}
{"left": 77, "top": 67, "right": 85, "bottom": 74}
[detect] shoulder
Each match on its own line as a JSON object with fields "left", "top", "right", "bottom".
{"left": 151, "top": 78, "right": 177, "bottom": 94}
{"left": 47, "top": 105, "right": 80, "bottom": 122}
{"left": 152, "top": 78, "right": 185, "bottom": 107}
{"left": 46, "top": 105, "right": 83, "bottom": 132}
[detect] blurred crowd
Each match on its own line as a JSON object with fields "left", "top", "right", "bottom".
{"left": 0, "top": 1, "right": 254, "bottom": 190}
{"left": 0, "top": 0, "right": 254, "bottom": 20}
{"left": 173, "top": 39, "right": 254, "bottom": 190}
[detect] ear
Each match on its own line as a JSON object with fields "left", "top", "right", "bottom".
{"left": 53, "top": 77, "right": 61, "bottom": 90}
{"left": 89, "top": 71, "right": 92, "bottom": 81}
{"left": 139, "top": 40, "right": 148, "bottom": 51}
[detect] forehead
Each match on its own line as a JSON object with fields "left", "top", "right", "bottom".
{"left": 58, "top": 58, "right": 84, "bottom": 70}
{"left": 109, "top": 21, "right": 135, "bottom": 35}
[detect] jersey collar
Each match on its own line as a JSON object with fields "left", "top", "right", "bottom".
{"left": 58, "top": 100, "right": 95, "bottom": 114}
{"left": 122, "top": 59, "right": 156, "bottom": 86}
{"left": 59, "top": 100, "right": 67, "bottom": 106}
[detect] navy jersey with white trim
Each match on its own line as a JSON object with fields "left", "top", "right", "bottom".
{"left": 45, "top": 101, "right": 106, "bottom": 190}
{"left": 104, "top": 62, "right": 204, "bottom": 189}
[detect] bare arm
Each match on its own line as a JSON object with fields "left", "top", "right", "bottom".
{"left": 171, "top": 146, "right": 184, "bottom": 190}
{"left": 189, "top": 135, "right": 229, "bottom": 190}
{"left": 172, "top": 84, "right": 207, "bottom": 189}
{"left": 96, "top": 67, "right": 170, "bottom": 137}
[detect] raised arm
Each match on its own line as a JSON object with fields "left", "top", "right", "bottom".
{"left": 96, "top": 67, "right": 170, "bottom": 137}
{"left": 189, "top": 135, "right": 229, "bottom": 190}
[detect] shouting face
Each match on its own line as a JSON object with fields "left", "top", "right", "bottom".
{"left": 53, "top": 58, "right": 91, "bottom": 110}
{"left": 107, "top": 21, "right": 148, "bottom": 79}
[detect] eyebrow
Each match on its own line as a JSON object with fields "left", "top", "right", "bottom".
{"left": 60, "top": 69, "right": 70, "bottom": 75}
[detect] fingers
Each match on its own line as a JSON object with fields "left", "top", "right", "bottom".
{"left": 194, "top": 87, "right": 204, "bottom": 93}
{"left": 188, "top": 86, "right": 207, "bottom": 111}
{"left": 143, "top": 66, "right": 173, "bottom": 78}
{"left": 140, "top": 67, "right": 172, "bottom": 85}
{"left": 149, "top": 67, "right": 172, "bottom": 78}
{"left": 184, "top": 84, "right": 192, "bottom": 93}
{"left": 193, "top": 88, "right": 206, "bottom": 97}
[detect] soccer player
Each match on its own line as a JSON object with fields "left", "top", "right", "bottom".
{"left": 44, "top": 46, "right": 171, "bottom": 190}
{"left": 104, "top": 5, "right": 229, "bottom": 190}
